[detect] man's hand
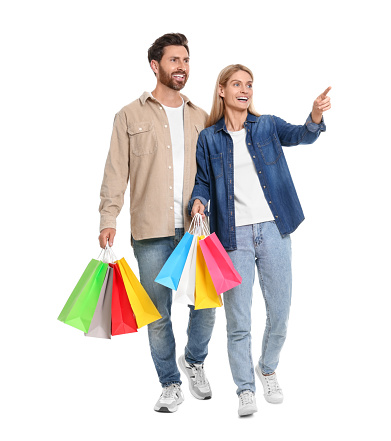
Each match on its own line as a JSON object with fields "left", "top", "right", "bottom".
{"left": 98, "top": 228, "right": 116, "bottom": 248}
{"left": 191, "top": 199, "right": 205, "bottom": 219}
{"left": 311, "top": 86, "right": 332, "bottom": 124}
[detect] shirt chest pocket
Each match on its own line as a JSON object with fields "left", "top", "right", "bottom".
{"left": 127, "top": 122, "right": 157, "bottom": 156}
{"left": 257, "top": 134, "right": 283, "bottom": 165}
{"left": 209, "top": 153, "right": 223, "bottom": 179}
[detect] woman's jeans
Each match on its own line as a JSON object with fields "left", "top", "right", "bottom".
{"left": 224, "top": 221, "right": 292, "bottom": 395}
{"left": 133, "top": 228, "right": 216, "bottom": 387}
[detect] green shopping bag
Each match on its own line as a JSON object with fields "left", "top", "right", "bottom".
{"left": 58, "top": 259, "right": 108, "bottom": 332}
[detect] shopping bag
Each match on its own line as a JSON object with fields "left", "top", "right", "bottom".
{"left": 110, "top": 263, "right": 138, "bottom": 336}
{"left": 174, "top": 234, "right": 198, "bottom": 305}
{"left": 85, "top": 266, "right": 113, "bottom": 339}
{"left": 117, "top": 258, "right": 162, "bottom": 328}
{"left": 199, "top": 232, "right": 242, "bottom": 294}
{"left": 58, "top": 259, "right": 108, "bottom": 333}
{"left": 155, "top": 232, "right": 194, "bottom": 290}
{"left": 194, "top": 236, "right": 223, "bottom": 310}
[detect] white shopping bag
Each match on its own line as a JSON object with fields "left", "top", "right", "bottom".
{"left": 174, "top": 234, "right": 197, "bottom": 305}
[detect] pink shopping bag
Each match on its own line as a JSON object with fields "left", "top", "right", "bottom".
{"left": 199, "top": 232, "right": 242, "bottom": 294}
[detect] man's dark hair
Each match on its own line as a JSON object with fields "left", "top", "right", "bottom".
{"left": 148, "top": 33, "right": 189, "bottom": 64}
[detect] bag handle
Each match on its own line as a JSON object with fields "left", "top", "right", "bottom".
{"left": 97, "top": 240, "right": 118, "bottom": 263}
{"left": 189, "top": 213, "right": 209, "bottom": 237}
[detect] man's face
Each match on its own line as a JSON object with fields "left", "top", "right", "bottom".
{"left": 152, "top": 45, "right": 190, "bottom": 91}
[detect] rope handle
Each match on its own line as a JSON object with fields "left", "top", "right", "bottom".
{"left": 96, "top": 240, "right": 118, "bottom": 263}
{"left": 189, "top": 213, "right": 210, "bottom": 237}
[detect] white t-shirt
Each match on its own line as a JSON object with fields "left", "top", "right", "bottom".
{"left": 229, "top": 129, "right": 274, "bottom": 227}
{"left": 162, "top": 100, "right": 185, "bottom": 228}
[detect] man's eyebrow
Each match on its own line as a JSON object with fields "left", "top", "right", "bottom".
{"left": 169, "top": 56, "right": 190, "bottom": 60}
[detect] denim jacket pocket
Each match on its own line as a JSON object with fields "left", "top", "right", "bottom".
{"left": 127, "top": 122, "right": 157, "bottom": 156}
{"left": 257, "top": 134, "right": 283, "bottom": 165}
{"left": 209, "top": 153, "right": 223, "bottom": 179}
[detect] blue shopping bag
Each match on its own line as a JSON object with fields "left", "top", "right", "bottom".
{"left": 155, "top": 232, "right": 194, "bottom": 290}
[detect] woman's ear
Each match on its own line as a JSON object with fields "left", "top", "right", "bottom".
{"left": 218, "top": 84, "right": 225, "bottom": 98}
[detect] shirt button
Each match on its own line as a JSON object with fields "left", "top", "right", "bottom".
{"left": 168, "top": 166, "right": 172, "bottom": 169}
{"left": 275, "top": 215, "right": 279, "bottom": 218}
{"left": 169, "top": 186, "right": 172, "bottom": 190}
{"left": 164, "top": 124, "right": 168, "bottom": 128}
{"left": 170, "top": 206, "right": 173, "bottom": 210}
{"left": 258, "top": 171, "right": 262, "bottom": 174}
{"left": 269, "top": 201, "right": 272, "bottom": 204}
{"left": 167, "top": 145, "right": 171, "bottom": 149}
{"left": 263, "top": 185, "right": 266, "bottom": 188}
{"left": 139, "top": 128, "right": 142, "bottom": 131}
{"left": 253, "top": 155, "right": 256, "bottom": 158}
{"left": 159, "top": 107, "right": 162, "bottom": 110}
{"left": 248, "top": 143, "right": 251, "bottom": 146}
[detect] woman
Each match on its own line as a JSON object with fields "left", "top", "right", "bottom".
{"left": 189, "top": 64, "right": 331, "bottom": 416}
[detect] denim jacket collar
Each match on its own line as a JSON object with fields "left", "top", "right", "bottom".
{"left": 214, "top": 112, "right": 257, "bottom": 133}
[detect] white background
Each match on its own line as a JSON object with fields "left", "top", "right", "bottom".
{"left": 1, "top": 0, "right": 390, "bottom": 439}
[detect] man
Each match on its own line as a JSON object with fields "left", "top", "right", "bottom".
{"left": 98, "top": 33, "right": 216, "bottom": 413}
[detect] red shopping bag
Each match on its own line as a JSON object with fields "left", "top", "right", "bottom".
{"left": 110, "top": 263, "right": 138, "bottom": 335}
{"left": 199, "top": 233, "right": 242, "bottom": 294}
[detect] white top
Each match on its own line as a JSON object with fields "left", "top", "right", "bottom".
{"left": 162, "top": 100, "right": 185, "bottom": 228}
{"left": 229, "top": 129, "right": 275, "bottom": 227}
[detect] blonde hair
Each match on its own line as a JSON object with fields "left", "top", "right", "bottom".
{"left": 206, "top": 64, "right": 261, "bottom": 128}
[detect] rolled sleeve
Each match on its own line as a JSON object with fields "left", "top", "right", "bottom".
{"left": 305, "top": 114, "right": 326, "bottom": 133}
{"left": 188, "top": 195, "right": 208, "bottom": 215}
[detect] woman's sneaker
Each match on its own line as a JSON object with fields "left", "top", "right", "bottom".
{"left": 178, "top": 354, "right": 212, "bottom": 399}
{"left": 154, "top": 384, "right": 184, "bottom": 413}
{"left": 238, "top": 390, "right": 258, "bottom": 416}
{"left": 255, "top": 364, "right": 284, "bottom": 404}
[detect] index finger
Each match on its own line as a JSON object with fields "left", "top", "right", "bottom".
{"left": 320, "top": 86, "right": 332, "bottom": 98}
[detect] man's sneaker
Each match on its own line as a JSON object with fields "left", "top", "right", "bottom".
{"left": 238, "top": 390, "right": 258, "bottom": 417}
{"left": 178, "top": 354, "right": 212, "bottom": 400}
{"left": 154, "top": 384, "right": 184, "bottom": 413}
{"left": 255, "top": 364, "right": 284, "bottom": 404}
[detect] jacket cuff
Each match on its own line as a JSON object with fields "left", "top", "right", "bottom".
{"left": 99, "top": 217, "right": 117, "bottom": 232}
{"left": 306, "top": 114, "right": 326, "bottom": 133}
{"left": 188, "top": 196, "right": 208, "bottom": 216}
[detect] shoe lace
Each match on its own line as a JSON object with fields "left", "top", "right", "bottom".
{"left": 239, "top": 391, "right": 254, "bottom": 406}
{"left": 190, "top": 363, "right": 208, "bottom": 387}
{"left": 161, "top": 384, "right": 179, "bottom": 399}
{"left": 264, "top": 374, "right": 281, "bottom": 394}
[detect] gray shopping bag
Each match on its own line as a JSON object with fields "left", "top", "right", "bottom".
{"left": 84, "top": 266, "right": 113, "bottom": 339}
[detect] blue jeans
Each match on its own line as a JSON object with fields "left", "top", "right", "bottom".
{"left": 224, "top": 221, "right": 292, "bottom": 395}
{"left": 133, "top": 228, "right": 216, "bottom": 387}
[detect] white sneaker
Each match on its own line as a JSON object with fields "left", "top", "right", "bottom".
{"left": 154, "top": 384, "right": 184, "bottom": 413}
{"left": 255, "top": 364, "right": 284, "bottom": 404}
{"left": 178, "top": 354, "right": 212, "bottom": 399}
{"left": 238, "top": 390, "right": 258, "bottom": 417}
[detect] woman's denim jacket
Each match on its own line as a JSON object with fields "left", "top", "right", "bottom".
{"left": 189, "top": 113, "right": 326, "bottom": 250}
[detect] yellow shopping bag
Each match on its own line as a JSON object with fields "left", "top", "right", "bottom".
{"left": 117, "top": 258, "right": 162, "bottom": 328}
{"left": 195, "top": 236, "right": 223, "bottom": 310}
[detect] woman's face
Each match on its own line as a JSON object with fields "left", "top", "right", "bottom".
{"left": 219, "top": 70, "right": 253, "bottom": 112}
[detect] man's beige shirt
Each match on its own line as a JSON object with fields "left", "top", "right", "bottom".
{"left": 99, "top": 92, "right": 208, "bottom": 240}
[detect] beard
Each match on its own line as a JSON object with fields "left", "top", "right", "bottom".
{"left": 158, "top": 66, "right": 188, "bottom": 91}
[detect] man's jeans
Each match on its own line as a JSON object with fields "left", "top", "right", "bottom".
{"left": 224, "top": 221, "right": 292, "bottom": 395}
{"left": 133, "top": 228, "right": 216, "bottom": 387}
